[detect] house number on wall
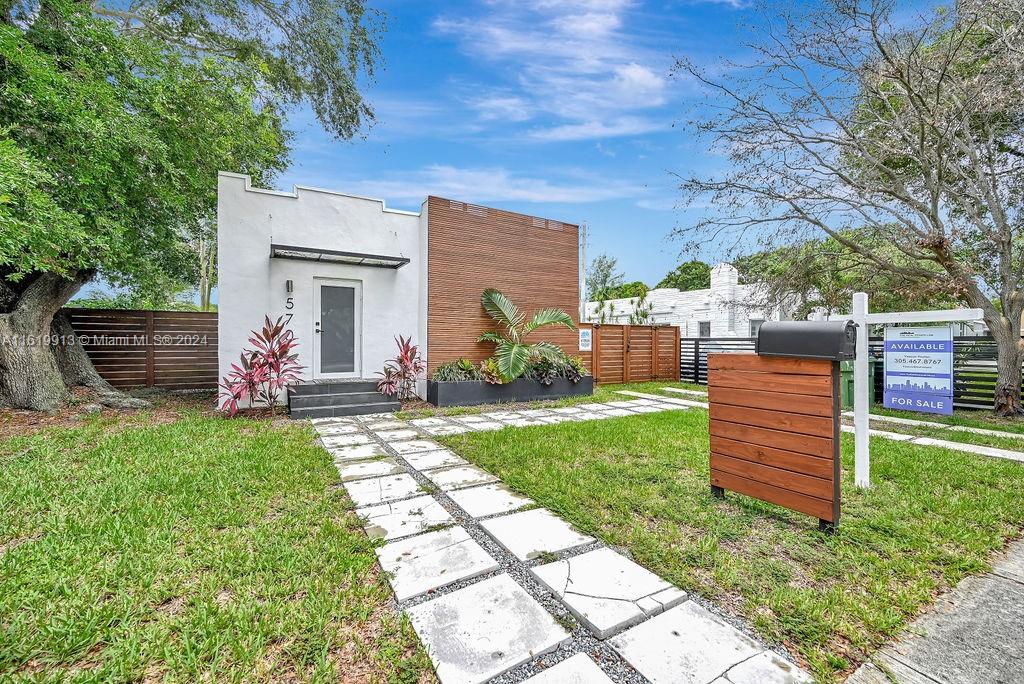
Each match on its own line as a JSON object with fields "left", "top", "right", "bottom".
{"left": 284, "top": 295, "right": 294, "bottom": 325}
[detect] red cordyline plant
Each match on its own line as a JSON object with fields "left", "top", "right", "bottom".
{"left": 219, "top": 315, "right": 305, "bottom": 416}
{"left": 377, "top": 335, "right": 425, "bottom": 400}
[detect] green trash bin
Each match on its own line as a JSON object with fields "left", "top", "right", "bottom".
{"left": 840, "top": 359, "right": 876, "bottom": 408}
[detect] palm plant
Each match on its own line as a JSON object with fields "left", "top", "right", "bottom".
{"left": 478, "top": 289, "right": 575, "bottom": 382}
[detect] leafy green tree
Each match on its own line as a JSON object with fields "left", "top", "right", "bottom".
{"left": 585, "top": 253, "right": 623, "bottom": 301}
{"left": 657, "top": 261, "right": 710, "bottom": 291}
{"left": 603, "top": 281, "right": 649, "bottom": 300}
{"left": 734, "top": 229, "right": 960, "bottom": 318}
{"left": 675, "top": 0, "right": 1024, "bottom": 414}
{"left": 0, "top": 0, "right": 376, "bottom": 409}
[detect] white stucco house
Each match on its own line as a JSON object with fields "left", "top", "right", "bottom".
{"left": 584, "top": 263, "right": 792, "bottom": 337}
{"left": 217, "top": 172, "right": 584, "bottom": 417}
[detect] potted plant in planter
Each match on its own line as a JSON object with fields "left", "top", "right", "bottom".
{"left": 426, "top": 289, "right": 593, "bottom": 407}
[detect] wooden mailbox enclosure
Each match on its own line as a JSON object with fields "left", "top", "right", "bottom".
{"left": 708, "top": 353, "right": 841, "bottom": 528}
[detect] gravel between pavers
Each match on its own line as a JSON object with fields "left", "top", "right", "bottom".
{"left": 327, "top": 418, "right": 651, "bottom": 684}
{"left": 321, "top": 405, "right": 799, "bottom": 684}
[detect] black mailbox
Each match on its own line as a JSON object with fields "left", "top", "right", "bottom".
{"left": 755, "top": 320, "right": 856, "bottom": 361}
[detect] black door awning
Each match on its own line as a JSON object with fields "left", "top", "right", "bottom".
{"left": 270, "top": 243, "right": 410, "bottom": 269}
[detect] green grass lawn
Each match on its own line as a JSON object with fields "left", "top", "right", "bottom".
{"left": 856, "top": 416, "right": 1024, "bottom": 452}
{"left": 869, "top": 404, "right": 1024, "bottom": 434}
{"left": 440, "top": 410, "right": 1024, "bottom": 682}
{"left": 0, "top": 412, "right": 429, "bottom": 683}
{"left": 396, "top": 380, "right": 699, "bottom": 420}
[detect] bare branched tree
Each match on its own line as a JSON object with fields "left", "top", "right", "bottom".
{"left": 674, "top": 0, "right": 1024, "bottom": 414}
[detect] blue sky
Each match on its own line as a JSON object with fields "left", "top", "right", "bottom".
{"left": 272, "top": 0, "right": 758, "bottom": 287}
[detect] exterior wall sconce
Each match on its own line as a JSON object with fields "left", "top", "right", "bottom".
{"left": 286, "top": 279, "right": 293, "bottom": 293}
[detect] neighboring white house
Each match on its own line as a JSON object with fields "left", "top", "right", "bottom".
{"left": 584, "top": 263, "right": 793, "bottom": 337}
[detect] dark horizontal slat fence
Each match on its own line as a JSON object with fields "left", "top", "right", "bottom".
{"left": 64, "top": 308, "right": 218, "bottom": 390}
{"left": 683, "top": 335, "right": 1015, "bottom": 409}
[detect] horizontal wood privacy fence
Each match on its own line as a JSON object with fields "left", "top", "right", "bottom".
{"left": 708, "top": 353, "right": 841, "bottom": 527}
{"left": 683, "top": 335, "right": 1017, "bottom": 409}
{"left": 580, "top": 323, "right": 680, "bottom": 384}
{"left": 63, "top": 308, "right": 218, "bottom": 390}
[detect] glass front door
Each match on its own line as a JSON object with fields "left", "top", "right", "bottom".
{"left": 314, "top": 279, "right": 361, "bottom": 378}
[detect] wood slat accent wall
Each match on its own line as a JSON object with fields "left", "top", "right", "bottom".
{"left": 578, "top": 323, "right": 679, "bottom": 384}
{"left": 426, "top": 197, "right": 582, "bottom": 373}
{"left": 64, "top": 308, "right": 218, "bottom": 390}
{"left": 707, "top": 353, "right": 841, "bottom": 525}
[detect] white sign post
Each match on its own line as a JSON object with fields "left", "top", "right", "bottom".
{"left": 836, "top": 293, "right": 983, "bottom": 488}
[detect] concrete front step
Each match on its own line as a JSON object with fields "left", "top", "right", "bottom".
{"left": 289, "top": 400, "right": 400, "bottom": 419}
{"left": 289, "top": 379, "right": 379, "bottom": 396}
{"left": 289, "top": 390, "right": 390, "bottom": 409}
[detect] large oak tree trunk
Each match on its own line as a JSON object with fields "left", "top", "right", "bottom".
{"left": 0, "top": 271, "right": 149, "bottom": 410}
{"left": 987, "top": 310, "right": 1024, "bottom": 417}
{"left": 0, "top": 273, "right": 87, "bottom": 410}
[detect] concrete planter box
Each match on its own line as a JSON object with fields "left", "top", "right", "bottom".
{"left": 427, "top": 376, "right": 593, "bottom": 407}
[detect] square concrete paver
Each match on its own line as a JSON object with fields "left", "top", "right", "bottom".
{"left": 364, "top": 420, "right": 405, "bottom": 431}
{"left": 427, "top": 465, "right": 498, "bottom": 491}
{"left": 716, "top": 651, "right": 812, "bottom": 684}
{"left": 410, "top": 417, "right": 450, "bottom": 428}
{"left": 322, "top": 433, "right": 373, "bottom": 448}
{"left": 426, "top": 425, "right": 472, "bottom": 436}
{"left": 482, "top": 411, "right": 521, "bottom": 420}
{"left": 404, "top": 449, "right": 467, "bottom": 471}
{"left": 480, "top": 508, "right": 594, "bottom": 561}
{"left": 330, "top": 443, "right": 387, "bottom": 462}
{"left": 519, "top": 409, "right": 553, "bottom": 418}
{"left": 531, "top": 547, "right": 686, "bottom": 638}
{"left": 601, "top": 408, "right": 636, "bottom": 417}
{"left": 343, "top": 473, "right": 422, "bottom": 507}
{"left": 357, "top": 495, "right": 453, "bottom": 541}
{"left": 376, "top": 526, "right": 498, "bottom": 601}
{"left": 525, "top": 653, "right": 613, "bottom": 683}
{"left": 609, "top": 601, "right": 761, "bottom": 684}
{"left": 503, "top": 418, "right": 548, "bottom": 427}
{"left": 390, "top": 440, "right": 444, "bottom": 455}
{"left": 447, "top": 483, "right": 533, "bottom": 518}
{"left": 338, "top": 458, "right": 405, "bottom": 482}
{"left": 463, "top": 421, "right": 504, "bottom": 431}
{"left": 406, "top": 573, "right": 572, "bottom": 684}
{"left": 316, "top": 423, "right": 360, "bottom": 435}
{"left": 379, "top": 429, "right": 419, "bottom": 442}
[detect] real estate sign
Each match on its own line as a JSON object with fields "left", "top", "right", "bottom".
{"left": 883, "top": 325, "right": 954, "bottom": 415}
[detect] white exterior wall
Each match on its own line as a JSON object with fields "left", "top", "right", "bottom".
{"left": 217, "top": 172, "right": 425, "bottom": 402}
{"left": 584, "top": 263, "right": 788, "bottom": 336}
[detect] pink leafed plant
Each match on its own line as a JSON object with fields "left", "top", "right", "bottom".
{"left": 219, "top": 315, "right": 305, "bottom": 416}
{"left": 377, "top": 335, "right": 425, "bottom": 401}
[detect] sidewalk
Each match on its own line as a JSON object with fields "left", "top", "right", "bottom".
{"left": 316, "top": 400, "right": 812, "bottom": 684}
{"left": 847, "top": 540, "right": 1024, "bottom": 684}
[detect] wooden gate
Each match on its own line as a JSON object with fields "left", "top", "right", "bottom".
{"left": 707, "top": 353, "right": 841, "bottom": 528}
{"left": 580, "top": 324, "right": 680, "bottom": 384}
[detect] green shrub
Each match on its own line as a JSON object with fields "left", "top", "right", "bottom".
{"left": 432, "top": 358, "right": 482, "bottom": 382}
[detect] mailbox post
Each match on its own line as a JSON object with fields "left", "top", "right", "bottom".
{"left": 708, "top": 321, "right": 855, "bottom": 531}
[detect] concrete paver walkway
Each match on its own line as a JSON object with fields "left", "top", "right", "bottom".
{"left": 313, "top": 398, "right": 811, "bottom": 684}
{"left": 618, "top": 390, "right": 1024, "bottom": 464}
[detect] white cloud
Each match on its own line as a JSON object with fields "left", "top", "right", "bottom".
{"left": 434, "top": 0, "right": 671, "bottom": 141}
{"left": 335, "top": 165, "right": 646, "bottom": 204}
{"left": 472, "top": 95, "right": 533, "bottom": 122}
{"left": 528, "top": 117, "right": 664, "bottom": 142}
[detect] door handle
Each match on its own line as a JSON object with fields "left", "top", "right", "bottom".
{"left": 315, "top": 322, "right": 322, "bottom": 334}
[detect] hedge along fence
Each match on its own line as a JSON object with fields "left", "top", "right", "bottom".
{"left": 682, "top": 335, "right": 1017, "bottom": 409}
{"left": 579, "top": 323, "right": 680, "bottom": 384}
{"left": 63, "top": 308, "right": 218, "bottom": 390}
